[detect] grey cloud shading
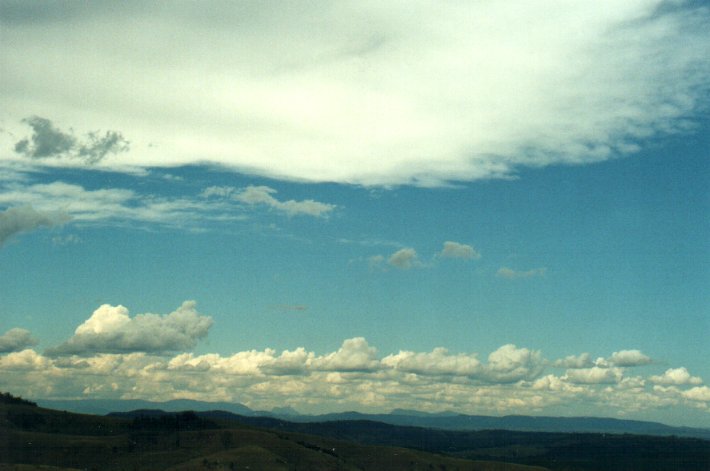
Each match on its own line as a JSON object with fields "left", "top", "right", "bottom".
{"left": 14, "top": 116, "right": 129, "bottom": 164}
{"left": 496, "top": 267, "right": 546, "bottom": 280}
{"left": 46, "top": 301, "right": 212, "bottom": 356}
{"left": 0, "top": 328, "right": 38, "bottom": 353}
{"left": 233, "top": 185, "right": 335, "bottom": 217}
{"left": 14, "top": 116, "right": 75, "bottom": 158}
{"left": 0, "top": 205, "right": 71, "bottom": 246}
{"left": 439, "top": 241, "right": 480, "bottom": 260}
{"left": 553, "top": 353, "right": 594, "bottom": 369}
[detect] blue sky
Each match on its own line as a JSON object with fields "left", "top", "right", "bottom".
{"left": 1, "top": 1, "right": 709, "bottom": 426}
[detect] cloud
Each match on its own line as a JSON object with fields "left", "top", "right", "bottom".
{"left": 564, "top": 367, "right": 625, "bottom": 384}
{"left": 439, "top": 241, "right": 480, "bottom": 260}
{"left": 682, "top": 386, "right": 710, "bottom": 402}
{"left": 311, "top": 337, "right": 379, "bottom": 372}
{"left": 1, "top": 336, "right": 707, "bottom": 419}
{"left": 0, "top": 328, "right": 38, "bottom": 353}
{"left": 0, "top": 180, "right": 239, "bottom": 230}
{"left": 387, "top": 247, "right": 420, "bottom": 270}
{"left": 483, "top": 344, "right": 545, "bottom": 383}
{"left": 0, "top": 205, "right": 70, "bottom": 245}
{"left": 553, "top": 353, "right": 594, "bottom": 369}
{"left": 2, "top": 3, "right": 708, "bottom": 185}
{"left": 382, "top": 347, "right": 481, "bottom": 376}
{"left": 233, "top": 185, "right": 335, "bottom": 217}
{"left": 13, "top": 116, "right": 129, "bottom": 164}
{"left": 496, "top": 267, "right": 546, "bottom": 279}
{"left": 608, "top": 349, "right": 652, "bottom": 367}
{"left": 650, "top": 367, "right": 703, "bottom": 386}
{"left": 46, "top": 301, "right": 212, "bottom": 356}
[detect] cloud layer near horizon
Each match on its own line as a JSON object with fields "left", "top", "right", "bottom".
{"left": 0, "top": 301, "right": 708, "bottom": 420}
{"left": 2, "top": 1, "right": 709, "bottom": 185}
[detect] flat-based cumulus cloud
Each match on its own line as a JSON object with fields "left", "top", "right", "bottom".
{"left": 46, "top": 301, "right": 212, "bottom": 356}
{"left": 2, "top": 2, "right": 708, "bottom": 185}
{"left": 0, "top": 205, "right": 70, "bottom": 246}
{"left": 0, "top": 328, "right": 38, "bottom": 353}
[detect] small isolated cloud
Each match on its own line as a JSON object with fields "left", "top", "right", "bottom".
{"left": 0, "top": 205, "right": 70, "bottom": 246}
{"left": 439, "top": 241, "right": 480, "bottom": 260}
{"left": 388, "top": 247, "right": 420, "bottom": 270}
{"left": 553, "top": 353, "right": 594, "bottom": 369}
{"left": 0, "top": 328, "right": 38, "bottom": 353}
{"left": 608, "top": 349, "right": 652, "bottom": 367}
{"left": 496, "top": 267, "right": 546, "bottom": 279}
{"left": 14, "top": 116, "right": 129, "bottom": 164}
{"left": 233, "top": 185, "right": 335, "bottom": 217}
{"left": 46, "top": 301, "right": 212, "bottom": 356}
{"left": 650, "top": 367, "right": 703, "bottom": 386}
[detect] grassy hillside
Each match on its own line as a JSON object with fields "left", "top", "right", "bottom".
{"left": 0, "top": 401, "right": 546, "bottom": 471}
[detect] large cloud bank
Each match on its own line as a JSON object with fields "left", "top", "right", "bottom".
{"left": 1, "top": 1, "right": 709, "bottom": 185}
{"left": 1, "top": 302, "right": 708, "bottom": 422}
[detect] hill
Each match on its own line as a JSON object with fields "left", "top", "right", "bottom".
{"left": 38, "top": 397, "right": 710, "bottom": 439}
{"left": 0, "top": 400, "right": 546, "bottom": 471}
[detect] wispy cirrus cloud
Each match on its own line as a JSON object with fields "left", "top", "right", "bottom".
{"left": 1, "top": 2, "right": 708, "bottom": 185}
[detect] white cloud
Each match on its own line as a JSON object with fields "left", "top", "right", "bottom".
{"left": 1, "top": 2, "right": 708, "bottom": 185}
{"left": 439, "top": 241, "right": 480, "bottom": 260}
{"left": 46, "top": 301, "right": 213, "bottom": 355}
{"left": 682, "top": 386, "right": 710, "bottom": 402}
{"left": 311, "top": 337, "right": 379, "bottom": 372}
{"left": 650, "top": 367, "right": 703, "bottom": 385}
{"left": 233, "top": 185, "right": 335, "bottom": 217}
{"left": 496, "top": 267, "right": 546, "bottom": 279}
{"left": 387, "top": 247, "right": 420, "bottom": 270}
{"left": 564, "top": 367, "right": 625, "bottom": 384}
{"left": 483, "top": 344, "right": 545, "bottom": 382}
{"left": 553, "top": 353, "right": 594, "bottom": 369}
{"left": 382, "top": 347, "right": 481, "bottom": 376}
{"left": 0, "top": 205, "right": 70, "bottom": 245}
{"left": 608, "top": 349, "right": 652, "bottom": 367}
{"left": 0, "top": 328, "right": 38, "bottom": 353}
{"left": 0, "top": 335, "right": 707, "bottom": 420}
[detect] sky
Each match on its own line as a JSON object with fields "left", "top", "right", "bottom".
{"left": 0, "top": 0, "right": 709, "bottom": 427}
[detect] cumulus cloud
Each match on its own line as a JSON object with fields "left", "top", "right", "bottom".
{"left": 1, "top": 336, "right": 707, "bottom": 418}
{"left": 439, "top": 241, "right": 480, "bottom": 260}
{"left": 387, "top": 247, "right": 420, "bottom": 270}
{"left": 311, "top": 337, "right": 379, "bottom": 372}
{"left": 0, "top": 205, "right": 70, "bottom": 246}
{"left": 0, "top": 328, "right": 38, "bottom": 353}
{"left": 650, "top": 367, "right": 703, "bottom": 385}
{"left": 46, "top": 301, "right": 212, "bottom": 356}
{"left": 496, "top": 267, "right": 546, "bottom": 279}
{"left": 232, "top": 185, "right": 335, "bottom": 217}
{"left": 608, "top": 349, "right": 652, "bottom": 367}
{"left": 483, "top": 344, "right": 545, "bottom": 383}
{"left": 564, "top": 367, "right": 625, "bottom": 384}
{"left": 13, "top": 116, "right": 129, "bottom": 164}
{"left": 553, "top": 353, "right": 594, "bottom": 369}
{"left": 382, "top": 347, "right": 481, "bottom": 376}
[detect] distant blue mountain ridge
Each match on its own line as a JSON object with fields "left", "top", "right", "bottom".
{"left": 36, "top": 398, "right": 710, "bottom": 440}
